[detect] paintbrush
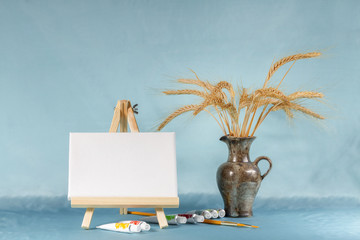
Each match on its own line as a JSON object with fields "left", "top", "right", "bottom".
{"left": 203, "top": 219, "right": 258, "bottom": 228}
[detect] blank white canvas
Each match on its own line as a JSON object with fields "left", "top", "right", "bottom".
{"left": 68, "top": 132, "right": 177, "bottom": 199}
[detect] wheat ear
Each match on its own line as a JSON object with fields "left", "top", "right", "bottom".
{"left": 157, "top": 104, "right": 201, "bottom": 131}
{"left": 255, "top": 87, "right": 289, "bottom": 101}
{"left": 177, "top": 69, "right": 216, "bottom": 92}
{"left": 263, "top": 52, "right": 321, "bottom": 88}
{"left": 177, "top": 78, "right": 214, "bottom": 91}
{"left": 163, "top": 89, "right": 208, "bottom": 98}
{"left": 289, "top": 103, "right": 325, "bottom": 119}
{"left": 288, "top": 91, "right": 324, "bottom": 100}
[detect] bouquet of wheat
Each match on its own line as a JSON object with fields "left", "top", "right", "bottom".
{"left": 157, "top": 52, "right": 324, "bottom": 137}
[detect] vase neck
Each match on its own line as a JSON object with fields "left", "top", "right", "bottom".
{"left": 220, "top": 136, "right": 255, "bottom": 163}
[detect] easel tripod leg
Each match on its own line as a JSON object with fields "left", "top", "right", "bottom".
{"left": 81, "top": 208, "right": 95, "bottom": 229}
{"left": 119, "top": 208, "right": 128, "bottom": 215}
{"left": 155, "top": 208, "right": 168, "bottom": 229}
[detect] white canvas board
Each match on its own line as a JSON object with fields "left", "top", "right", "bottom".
{"left": 68, "top": 132, "right": 177, "bottom": 199}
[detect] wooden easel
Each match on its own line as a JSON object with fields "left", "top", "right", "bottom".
{"left": 73, "top": 100, "right": 179, "bottom": 229}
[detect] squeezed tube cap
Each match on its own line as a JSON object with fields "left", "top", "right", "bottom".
{"left": 211, "top": 210, "right": 219, "bottom": 218}
{"left": 194, "top": 214, "right": 205, "bottom": 223}
{"left": 218, "top": 209, "right": 226, "bottom": 218}
{"left": 129, "top": 224, "right": 141, "bottom": 233}
{"left": 176, "top": 216, "right": 187, "bottom": 224}
{"left": 202, "top": 211, "right": 212, "bottom": 219}
{"left": 140, "top": 222, "right": 151, "bottom": 231}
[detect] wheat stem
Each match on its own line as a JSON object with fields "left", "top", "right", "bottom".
{"left": 204, "top": 109, "right": 226, "bottom": 135}
{"left": 213, "top": 106, "right": 227, "bottom": 134}
{"left": 276, "top": 61, "right": 296, "bottom": 89}
{"left": 252, "top": 103, "right": 280, "bottom": 135}
{"left": 251, "top": 105, "right": 267, "bottom": 137}
{"left": 241, "top": 105, "right": 253, "bottom": 137}
{"left": 245, "top": 102, "right": 259, "bottom": 137}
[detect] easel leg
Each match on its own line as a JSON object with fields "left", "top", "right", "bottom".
{"left": 81, "top": 208, "right": 95, "bottom": 229}
{"left": 119, "top": 100, "right": 128, "bottom": 132}
{"left": 155, "top": 208, "right": 168, "bottom": 229}
{"left": 119, "top": 208, "right": 128, "bottom": 215}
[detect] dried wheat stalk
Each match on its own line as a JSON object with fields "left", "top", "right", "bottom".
{"left": 263, "top": 52, "right": 321, "bottom": 88}
{"left": 157, "top": 104, "right": 200, "bottom": 131}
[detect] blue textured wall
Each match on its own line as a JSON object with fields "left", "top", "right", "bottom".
{"left": 0, "top": 0, "right": 359, "bottom": 199}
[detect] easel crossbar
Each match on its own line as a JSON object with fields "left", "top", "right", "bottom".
{"left": 71, "top": 197, "right": 179, "bottom": 208}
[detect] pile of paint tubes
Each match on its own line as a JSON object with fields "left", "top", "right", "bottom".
{"left": 140, "top": 209, "right": 225, "bottom": 225}
{"left": 187, "top": 209, "right": 226, "bottom": 219}
{"left": 96, "top": 209, "right": 226, "bottom": 233}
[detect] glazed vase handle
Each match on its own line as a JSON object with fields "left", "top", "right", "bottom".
{"left": 254, "top": 156, "right": 272, "bottom": 180}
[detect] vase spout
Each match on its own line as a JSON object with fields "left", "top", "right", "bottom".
{"left": 219, "top": 135, "right": 229, "bottom": 143}
{"left": 220, "top": 136, "right": 256, "bottom": 163}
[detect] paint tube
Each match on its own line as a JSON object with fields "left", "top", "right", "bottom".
{"left": 123, "top": 220, "right": 151, "bottom": 231}
{"left": 186, "top": 210, "right": 212, "bottom": 219}
{"left": 206, "top": 209, "right": 219, "bottom": 218}
{"left": 217, "top": 209, "right": 226, "bottom": 218}
{"left": 140, "top": 215, "right": 187, "bottom": 225}
{"left": 96, "top": 221, "right": 141, "bottom": 233}
{"left": 177, "top": 213, "right": 204, "bottom": 223}
{"left": 204, "top": 209, "right": 226, "bottom": 218}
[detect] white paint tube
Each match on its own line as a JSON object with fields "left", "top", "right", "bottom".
{"left": 177, "top": 213, "right": 204, "bottom": 223}
{"left": 186, "top": 210, "right": 212, "bottom": 219}
{"left": 217, "top": 209, "right": 226, "bottom": 218}
{"left": 96, "top": 221, "right": 141, "bottom": 233}
{"left": 140, "top": 215, "right": 187, "bottom": 225}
